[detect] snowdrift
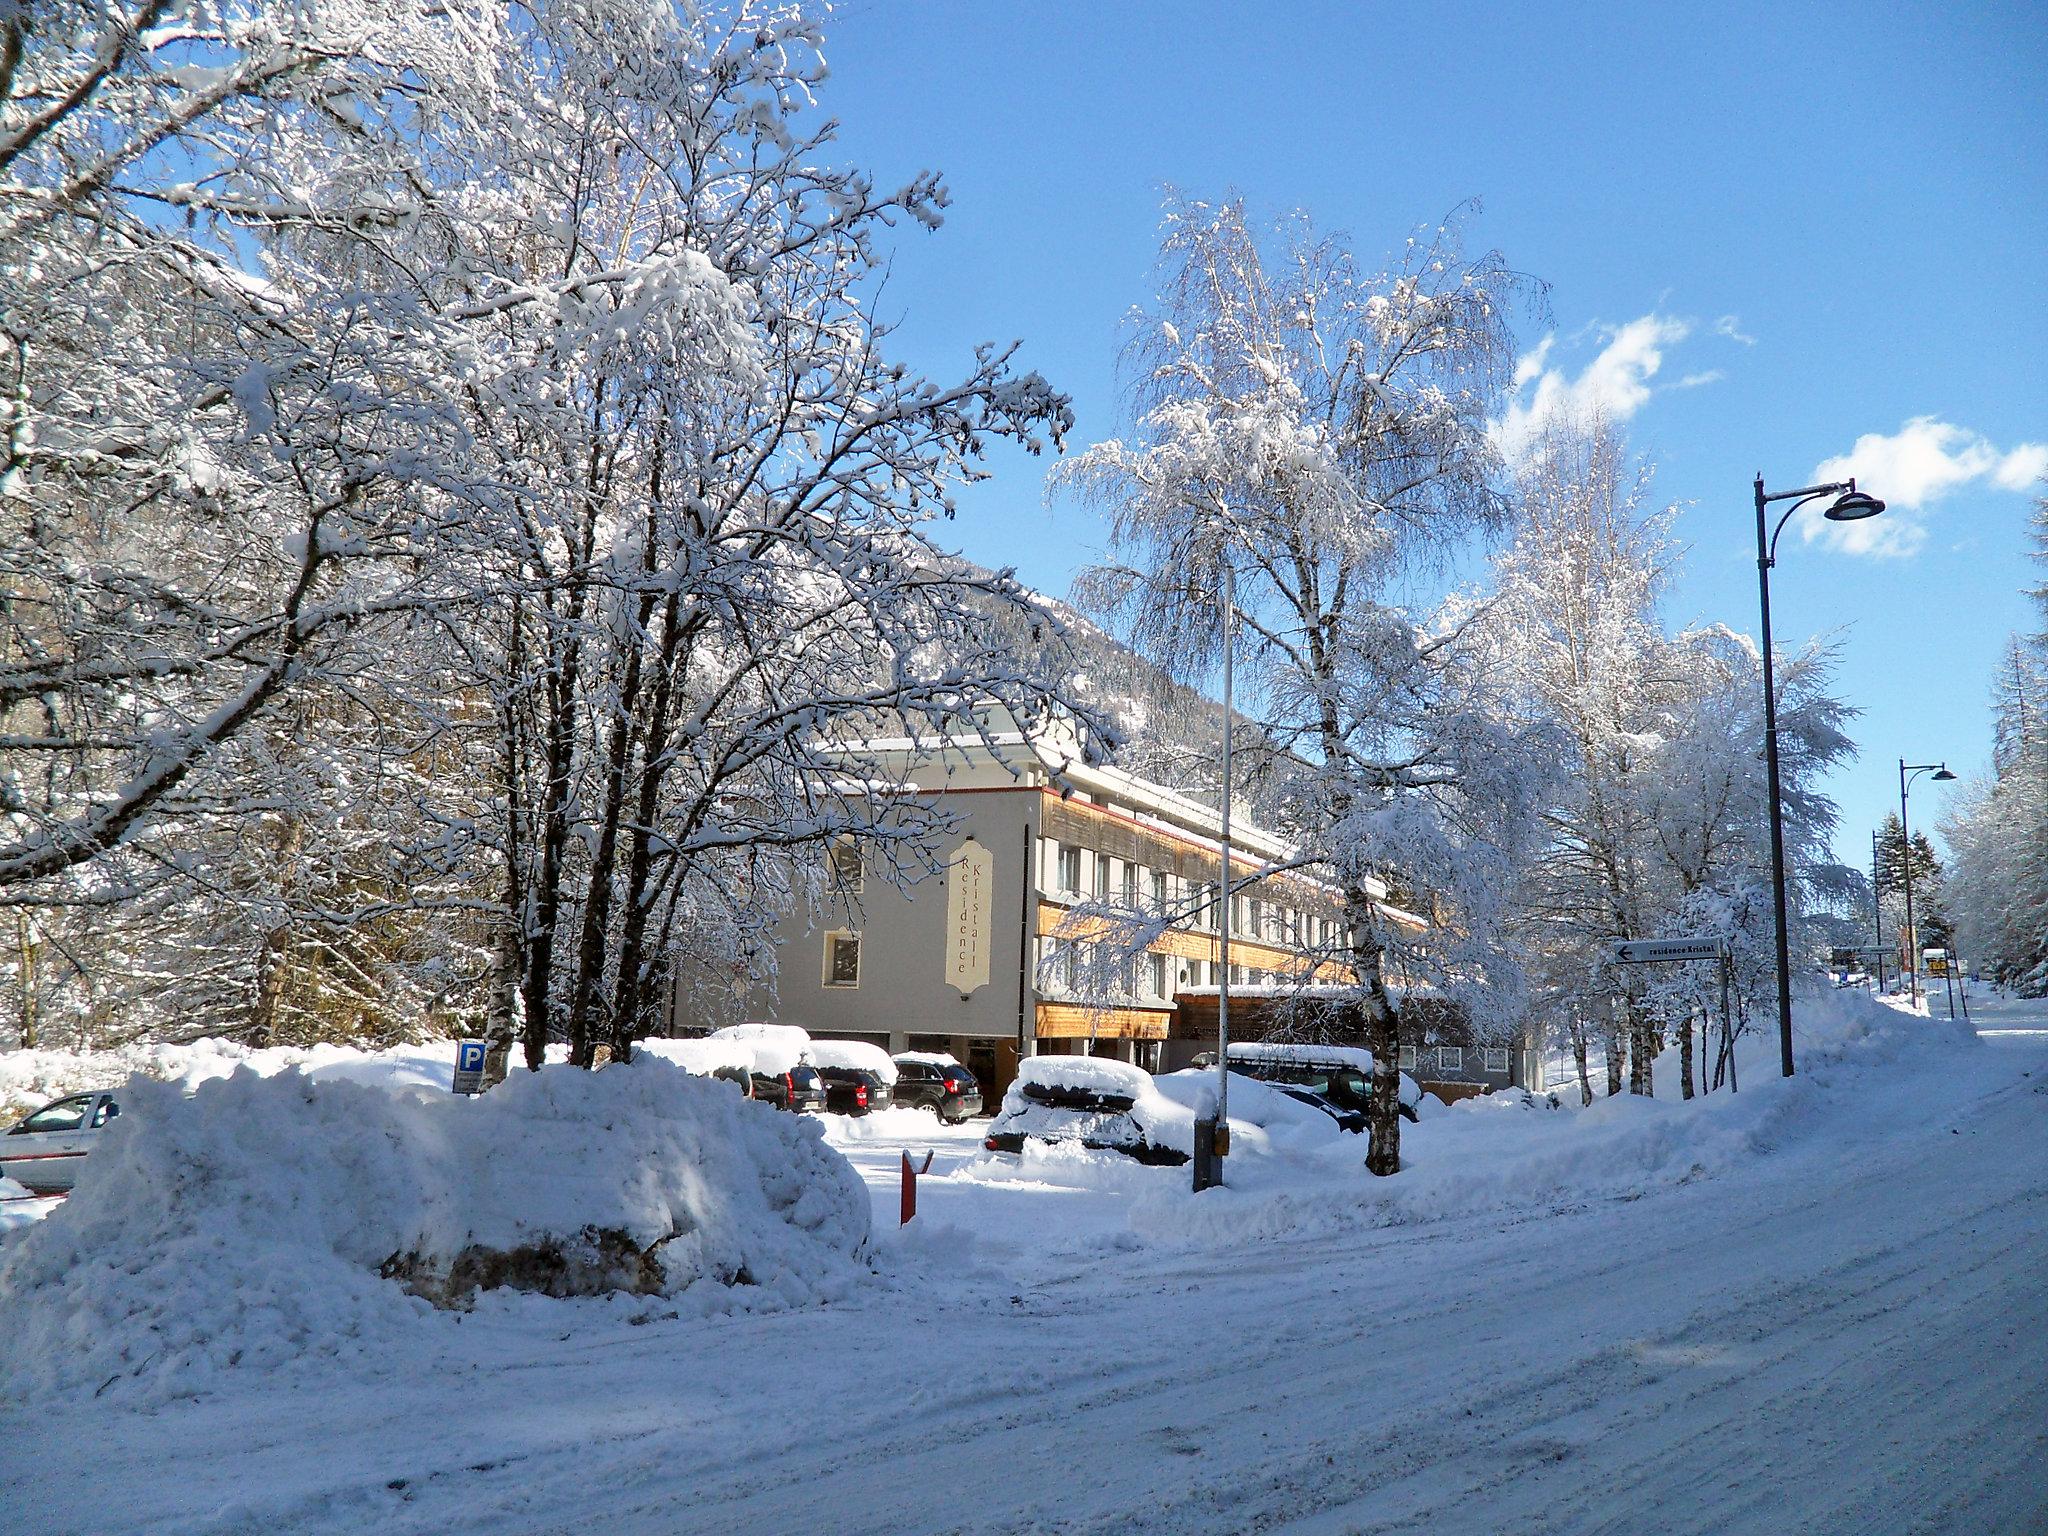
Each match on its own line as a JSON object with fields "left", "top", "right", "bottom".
{"left": 1127, "top": 986, "right": 1981, "bottom": 1247}
{"left": 0, "top": 1057, "right": 870, "bottom": 1404}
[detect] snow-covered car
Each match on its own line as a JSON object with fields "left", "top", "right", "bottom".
{"left": 982, "top": 1056, "right": 1190, "bottom": 1166}
{"left": 2, "top": 1090, "right": 122, "bottom": 1194}
{"left": 706, "top": 1023, "right": 828, "bottom": 1111}
{"left": 807, "top": 1039, "right": 899, "bottom": 1116}
{"left": 891, "top": 1054, "right": 982, "bottom": 1122}
{"left": 1213, "top": 1042, "right": 1422, "bottom": 1124}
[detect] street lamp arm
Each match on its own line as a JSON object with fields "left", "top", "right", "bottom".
{"left": 1766, "top": 491, "right": 1836, "bottom": 567}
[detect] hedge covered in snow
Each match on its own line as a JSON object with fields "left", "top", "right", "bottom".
{"left": 0, "top": 1057, "right": 870, "bottom": 1403}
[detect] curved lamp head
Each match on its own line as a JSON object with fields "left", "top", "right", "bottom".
{"left": 1825, "top": 490, "right": 1886, "bottom": 522}
{"left": 1932, "top": 767, "right": 1957, "bottom": 782}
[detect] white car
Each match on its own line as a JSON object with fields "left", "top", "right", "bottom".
{"left": 2, "top": 1091, "right": 121, "bottom": 1194}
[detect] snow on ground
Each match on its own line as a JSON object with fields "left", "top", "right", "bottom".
{"left": 2, "top": 990, "right": 2043, "bottom": 1533}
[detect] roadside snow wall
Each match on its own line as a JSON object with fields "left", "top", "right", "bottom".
{"left": 0, "top": 1057, "right": 870, "bottom": 1404}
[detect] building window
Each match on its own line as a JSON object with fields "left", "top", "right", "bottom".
{"left": 1151, "top": 869, "right": 1168, "bottom": 914}
{"left": 1148, "top": 952, "right": 1170, "bottom": 1000}
{"left": 828, "top": 841, "right": 863, "bottom": 892}
{"left": 1122, "top": 862, "right": 1139, "bottom": 909}
{"left": 1093, "top": 853, "right": 1111, "bottom": 901}
{"left": 1057, "top": 843, "right": 1082, "bottom": 896}
{"left": 823, "top": 930, "right": 862, "bottom": 987}
{"left": 1436, "top": 1045, "right": 1463, "bottom": 1072}
{"left": 1038, "top": 937, "right": 1074, "bottom": 995}
{"left": 1398, "top": 1045, "right": 1417, "bottom": 1070}
{"left": 1483, "top": 1048, "right": 1510, "bottom": 1074}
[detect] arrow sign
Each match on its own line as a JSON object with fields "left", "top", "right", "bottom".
{"left": 1612, "top": 938, "right": 1724, "bottom": 965}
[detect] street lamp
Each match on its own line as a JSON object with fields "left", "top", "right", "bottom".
{"left": 1754, "top": 475, "right": 1885, "bottom": 1078}
{"left": 1898, "top": 759, "right": 1957, "bottom": 1010}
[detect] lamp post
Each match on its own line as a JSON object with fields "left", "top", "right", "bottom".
{"left": 1754, "top": 475, "right": 1885, "bottom": 1078}
{"left": 1898, "top": 759, "right": 1956, "bottom": 1010}
{"left": 1211, "top": 556, "right": 1234, "bottom": 1187}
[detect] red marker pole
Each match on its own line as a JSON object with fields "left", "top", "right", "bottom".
{"left": 900, "top": 1151, "right": 915, "bottom": 1226}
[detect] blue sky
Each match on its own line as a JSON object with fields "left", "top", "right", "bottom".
{"left": 813, "top": 0, "right": 2047, "bottom": 874}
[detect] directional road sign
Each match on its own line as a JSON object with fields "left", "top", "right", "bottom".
{"left": 1612, "top": 937, "right": 1724, "bottom": 965}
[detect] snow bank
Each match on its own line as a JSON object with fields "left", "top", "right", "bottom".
{"left": 807, "top": 1038, "right": 899, "bottom": 1083}
{"left": 0, "top": 1057, "right": 870, "bottom": 1404}
{"left": 1127, "top": 987, "right": 1980, "bottom": 1248}
{"left": 709, "top": 1022, "right": 812, "bottom": 1075}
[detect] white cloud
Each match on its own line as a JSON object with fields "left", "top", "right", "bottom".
{"left": 1493, "top": 313, "right": 1692, "bottom": 459}
{"left": 1801, "top": 416, "right": 2048, "bottom": 558}
{"left": 1714, "top": 315, "right": 1757, "bottom": 346}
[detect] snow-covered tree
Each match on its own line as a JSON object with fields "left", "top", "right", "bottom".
{"left": 1941, "top": 492, "right": 2048, "bottom": 992}
{"left": 1482, "top": 412, "right": 1860, "bottom": 1101}
{"left": 1065, "top": 196, "right": 1554, "bottom": 1174}
{"left": 3, "top": 2, "right": 1080, "bottom": 1056}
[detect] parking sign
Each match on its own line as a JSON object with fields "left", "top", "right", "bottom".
{"left": 452, "top": 1040, "right": 488, "bottom": 1095}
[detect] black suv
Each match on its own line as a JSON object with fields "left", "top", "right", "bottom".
{"left": 817, "top": 1067, "right": 894, "bottom": 1116}
{"left": 750, "top": 1063, "right": 828, "bottom": 1112}
{"left": 890, "top": 1058, "right": 983, "bottom": 1123}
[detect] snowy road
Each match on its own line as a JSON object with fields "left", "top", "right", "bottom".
{"left": 6, "top": 1007, "right": 2046, "bottom": 1534}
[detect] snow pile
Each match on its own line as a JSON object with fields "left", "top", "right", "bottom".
{"left": 1128, "top": 986, "right": 1982, "bottom": 1247}
{"left": 807, "top": 1038, "right": 899, "bottom": 1083}
{"left": 0, "top": 1056, "right": 870, "bottom": 1403}
{"left": 709, "top": 1022, "right": 812, "bottom": 1075}
{"left": 894, "top": 1050, "right": 961, "bottom": 1069}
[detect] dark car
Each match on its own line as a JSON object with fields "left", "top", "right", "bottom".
{"left": 891, "top": 1058, "right": 983, "bottom": 1123}
{"left": 982, "top": 1073, "right": 1188, "bottom": 1166}
{"left": 818, "top": 1066, "right": 894, "bottom": 1116}
{"left": 1212, "top": 1049, "right": 1419, "bottom": 1124}
{"left": 749, "top": 1063, "right": 827, "bottom": 1113}
{"left": 1267, "top": 1084, "right": 1368, "bottom": 1134}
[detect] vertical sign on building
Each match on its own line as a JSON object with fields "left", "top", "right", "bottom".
{"left": 945, "top": 838, "right": 994, "bottom": 997}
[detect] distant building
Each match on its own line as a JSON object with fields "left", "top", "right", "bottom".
{"left": 690, "top": 716, "right": 1424, "bottom": 1107}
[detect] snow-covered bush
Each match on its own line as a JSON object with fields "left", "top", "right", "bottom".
{"left": 0, "top": 1057, "right": 869, "bottom": 1403}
